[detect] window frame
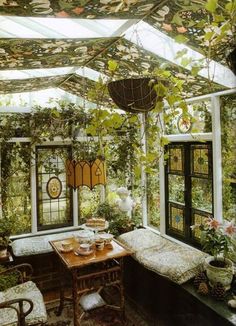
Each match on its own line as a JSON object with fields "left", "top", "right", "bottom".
{"left": 164, "top": 141, "right": 213, "bottom": 246}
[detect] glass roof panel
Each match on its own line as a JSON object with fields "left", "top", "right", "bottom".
{"left": 0, "top": 67, "right": 74, "bottom": 80}
{"left": 75, "top": 67, "right": 108, "bottom": 82}
{"left": 0, "top": 16, "right": 131, "bottom": 38}
{"left": 0, "top": 88, "right": 95, "bottom": 111}
{"left": 125, "top": 22, "right": 236, "bottom": 89}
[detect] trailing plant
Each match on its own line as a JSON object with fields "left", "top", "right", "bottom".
{"left": 0, "top": 266, "right": 19, "bottom": 291}
{"left": 0, "top": 214, "right": 17, "bottom": 249}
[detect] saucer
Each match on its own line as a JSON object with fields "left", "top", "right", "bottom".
{"left": 75, "top": 248, "right": 94, "bottom": 256}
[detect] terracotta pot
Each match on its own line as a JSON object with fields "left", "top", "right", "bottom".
{"left": 205, "top": 256, "right": 234, "bottom": 290}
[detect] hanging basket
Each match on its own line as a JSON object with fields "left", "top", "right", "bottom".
{"left": 108, "top": 78, "right": 160, "bottom": 113}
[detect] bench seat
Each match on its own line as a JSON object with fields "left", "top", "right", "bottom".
{"left": 11, "top": 230, "right": 83, "bottom": 257}
{"left": 118, "top": 229, "right": 207, "bottom": 285}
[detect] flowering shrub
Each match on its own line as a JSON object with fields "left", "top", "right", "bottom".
{"left": 191, "top": 218, "right": 236, "bottom": 261}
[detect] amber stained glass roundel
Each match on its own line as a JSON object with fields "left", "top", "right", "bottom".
{"left": 46, "top": 176, "right": 62, "bottom": 199}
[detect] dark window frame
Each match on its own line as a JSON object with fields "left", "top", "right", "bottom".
{"left": 165, "top": 141, "right": 213, "bottom": 247}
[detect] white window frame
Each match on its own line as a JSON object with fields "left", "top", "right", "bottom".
{"left": 145, "top": 88, "right": 236, "bottom": 236}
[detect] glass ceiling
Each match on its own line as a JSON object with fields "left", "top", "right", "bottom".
{"left": 125, "top": 22, "right": 236, "bottom": 89}
{"left": 0, "top": 16, "right": 133, "bottom": 38}
{"left": 0, "top": 88, "right": 96, "bottom": 112}
{"left": 0, "top": 15, "right": 235, "bottom": 107}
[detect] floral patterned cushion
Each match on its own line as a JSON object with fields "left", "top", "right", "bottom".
{"left": 0, "top": 281, "right": 47, "bottom": 326}
{"left": 136, "top": 242, "right": 207, "bottom": 284}
{"left": 12, "top": 230, "right": 84, "bottom": 257}
{"left": 117, "top": 229, "right": 167, "bottom": 253}
{"left": 118, "top": 228, "right": 207, "bottom": 284}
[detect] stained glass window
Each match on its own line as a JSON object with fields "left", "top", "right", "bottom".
{"left": 169, "top": 203, "right": 184, "bottom": 235}
{"left": 191, "top": 144, "right": 211, "bottom": 177}
{"left": 168, "top": 145, "right": 184, "bottom": 174}
{"left": 166, "top": 142, "right": 213, "bottom": 244}
{"left": 36, "top": 146, "right": 72, "bottom": 230}
{"left": 191, "top": 210, "right": 212, "bottom": 241}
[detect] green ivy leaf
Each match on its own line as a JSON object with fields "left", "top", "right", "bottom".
{"left": 171, "top": 13, "right": 183, "bottom": 26}
{"left": 174, "top": 35, "right": 189, "bottom": 44}
{"left": 181, "top": 57, "right": 192, "bottom": 67}
{"left": 191, "top": 65, "right": 202, "bottom": 76}
{"left": 108, "top": 60, "right": 118, "bottom": 72}
{"left": 160, "top": 137, "right": 170, "bottom": 147}
{"left": 175, "top": 49, "right": 188, "bottom": 60}
{"left": 205, "top": 0, "right": 218, "bottom": 13}
{"left": 154, "top": 100, "right": 164, "bottom": 113}
{"left": 154, "top": 82, "right": 167, "bottom": 97}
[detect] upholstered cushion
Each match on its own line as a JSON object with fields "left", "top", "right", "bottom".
{"left": 118, "top": 228, "right": 207, "bottom": 284}
{"left": 12, "top": 230, "right": 84, "bottom": 257}
{"left": 0, "top": 281, "right": 47, "bottom": 326}
{"left": 135, "top": 242, "right": 207, "bottom": 284}
{"left": 117, "top": 229, "right": 167, "bottom": 253}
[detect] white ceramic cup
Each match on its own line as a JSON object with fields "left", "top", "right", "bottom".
{"left": 95, "top": 239, "right": 104, "bottom": 251}
{"left": 61, "top": 241, "right": 72, "bottom": 251}
{"left": 80, "top": 243, "right": 90, "bottom": 252}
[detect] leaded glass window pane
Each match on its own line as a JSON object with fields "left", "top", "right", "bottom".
{"left": 169, "top": 203, "right": 185, "bottom": 235}
{"left": 191, "top": 210, "right": 212, "bottom": 241}
{"left": 36, "top": 146, "right": 72, "bottom": 230}
{"left": 191, "top": 144, "right": 212, "bottom": 177}
{"left": 169, "top": 175, "right": 185, "bottom": 204}
{"left": 191, "top": 178, "right": 212, "bottom": 213}
{"left": 168, "top": 145, "right": 184, "bottom": 174}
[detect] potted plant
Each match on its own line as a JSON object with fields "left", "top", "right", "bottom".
{"left": 0, "top": 216, "right": 15, "bottom": 259}
{"left": 191, "top": 217, "right": 236, "bottom": 290}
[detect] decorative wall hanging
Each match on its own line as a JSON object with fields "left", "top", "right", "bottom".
{"left": 46, "top": 176, "right": 62, "bottom": 199}
{"left": 66, "top": 158, "right": 106, "bottom": 190}
{"left": 177, "top": 113, "right": 193, "bottom": 134}
{"left": 108, "top": 77, "right": 158, "bottom": 113}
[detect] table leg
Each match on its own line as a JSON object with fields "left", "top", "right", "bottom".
{"left": 72, "top": 269, "right": 80, "bottom": 326}
{"left": 120, "top": 258, "right": 125, "bottom": 321}
{"left": 56, "top": 263, "right": 65, "bottom": 316}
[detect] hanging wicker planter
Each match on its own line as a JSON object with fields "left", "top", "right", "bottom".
{"left": 108, "top": 77, "right": 160, "bottom": 113}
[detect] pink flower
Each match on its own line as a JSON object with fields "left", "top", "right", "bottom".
{"left": 177, "top": 26, "right": 188, "bottom": 33}
{"left": 224, "top": 219, "right": 236, "bottom": 236}
{"left": 72, "top": 7, "right": 84, "bottom": 15}
{"left": 55, "top": 11, "right": 70, "bottom": 18}
{"left": 162, "top": 23, "right": 173, "bottom": 32}
{"left": 205, "top": 218, "right": 220, "bottom": 230}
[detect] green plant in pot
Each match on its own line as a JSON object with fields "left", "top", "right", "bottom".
{"left": 0, "top": 216, "right": 15, "bottom": 258}
{"left": 95, "top": 201, "right": 135, "bottom": 237}
{"left": 191, "top": 217, "right": 236, "bottom": 290}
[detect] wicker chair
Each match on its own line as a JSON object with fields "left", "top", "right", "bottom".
{"left": 0, "top": 263, "right": 47, "bottom": 326}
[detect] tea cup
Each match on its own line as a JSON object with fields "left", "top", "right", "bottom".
{"left": 80, "top": 243, "right": 91, "bottom": 252}
{"left": 95, "top": 239, "right": 104, "bottom": 251}
{"left": 61, "top": 240, "right": 72, "bottom": 251}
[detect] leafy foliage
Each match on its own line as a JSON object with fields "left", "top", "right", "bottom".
{"left": 0, "top": 266, "right": 19, "bottom": 291}
{"left": 192, "top": 217, "right": 236, "bottom": 261}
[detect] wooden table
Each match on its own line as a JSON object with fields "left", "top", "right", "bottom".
{"left": 50, "top": 237, "right": 132, "bottom": 326}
